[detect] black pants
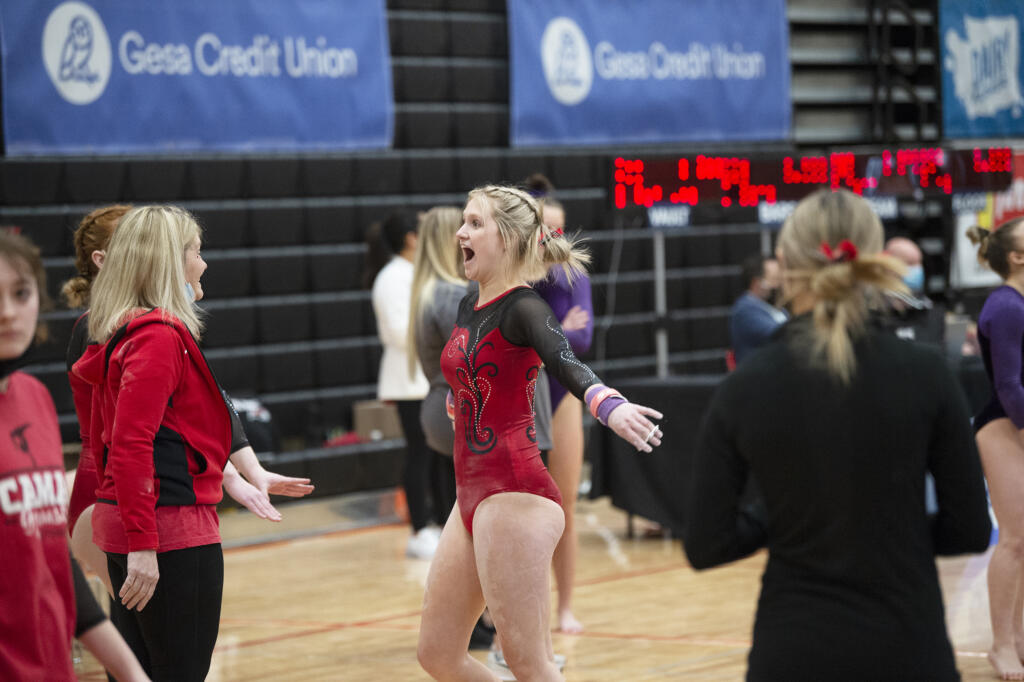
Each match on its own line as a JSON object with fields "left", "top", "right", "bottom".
{"left": 396, "top": 399, "right": 435, "bottom": 531}
{"left": 107, "top": 544, "right": 223, "bottom": 682}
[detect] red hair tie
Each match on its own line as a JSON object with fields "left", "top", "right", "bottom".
{"left": 538, "top": 227, "right": 564, "bottom": 246}
{"left": 820, "top": 239, "right": 858, "bottom": 263}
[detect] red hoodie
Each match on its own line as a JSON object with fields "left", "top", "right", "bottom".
{"left": 67, "top": 311, "right": 98, "bottom": 532}
{"left": 73, "top": 309, "right": 232, "bottom": 552}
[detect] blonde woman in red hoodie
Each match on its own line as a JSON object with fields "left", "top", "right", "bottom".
{"left": 73, "top": 205, "right": 299, "bottom": 681}
{"left": 63, "top": 205, "right": 312, "bottom": 600}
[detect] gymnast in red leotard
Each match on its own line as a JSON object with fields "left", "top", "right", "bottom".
{"left": 417, "top": 185, "right": 663, "bottom": 682}
{"left": 443, "top": 285, "right": 579, "bottom": 534}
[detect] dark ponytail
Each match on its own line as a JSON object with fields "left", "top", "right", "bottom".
{"left": 523, "top": 173, "right": 563, "bottom": 212}
{"left": 362, "top": 210, "right": 419, "bottom": 288}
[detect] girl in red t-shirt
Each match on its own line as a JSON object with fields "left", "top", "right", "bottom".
{"left": 0, "top": 229, "right": 148, "bottom": 681}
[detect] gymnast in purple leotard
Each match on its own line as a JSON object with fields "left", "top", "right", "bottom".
{"left": 534, "top": 266, "right": 594, "bottom": 407}
{"left": 966, "top": 217, "right": 1024, "bottom": 680}
{"left": 526, "top": 173, "right": 596, "bottom": 634}
{"left": 975, "top": 284, "right": 1024, "bottom": 433}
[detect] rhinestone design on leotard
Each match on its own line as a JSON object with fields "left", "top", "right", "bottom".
{"left": 545, "top": 315, "right": 596, "bottom": 385}
{"left": 525, "top": 365, "right": 540, "bottom": 444}
{"left": 447, "top": 312, "right": 501, "bottom": 455}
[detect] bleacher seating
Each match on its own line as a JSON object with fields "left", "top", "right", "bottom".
{"left": 788, "top": 0, "right": 940, "bottom": 144}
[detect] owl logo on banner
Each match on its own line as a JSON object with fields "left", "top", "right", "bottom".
{"left": 41, "top": 1, "right": 112, "bottom": 105}
{"left": 944, "top": 14, "right": 1023, "bottom": 121}
{"left": 540, "top": 17, "right": 593, "bottom": 106}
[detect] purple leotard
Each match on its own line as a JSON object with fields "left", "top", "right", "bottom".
{"left": 975, "top": 285, "right": 1024, "bottom": 432}
{"left": 534, "top": 267, "right": 594, "bottom": 408}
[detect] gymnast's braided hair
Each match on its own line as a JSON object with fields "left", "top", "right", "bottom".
{"left": 467, "top": 184, "right": 589, "bottom": 284}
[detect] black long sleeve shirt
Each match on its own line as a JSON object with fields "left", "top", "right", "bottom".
{"left": 684, "top": 318, "right": 991, "bottom": 681}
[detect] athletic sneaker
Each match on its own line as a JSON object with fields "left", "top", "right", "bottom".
{"left": 405, "top": 526, "right": 439, "bottom": 559}
{"left": 486, "top": 650, "right": 517, "bottom": 681}
{"left": 486, "top": 649, "right": 566, "bottom": 679}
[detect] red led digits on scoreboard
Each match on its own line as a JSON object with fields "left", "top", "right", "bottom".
{"left": 894, "top": 148, "right": 947, "bottom": 190}
{"left": 616, "top": 148, "right": 1010, "bottom": 210}
{"left": 614, "top": 157, "right": 661, "bottom": 208}
{"left": 783, "top": 156, "right": 828, "bottom": 184}
{"left": 694, "top": 155, "right": 774, "bottom": 207}
{"left": 974, "top": 147, "right": 1011, "bottom": 173}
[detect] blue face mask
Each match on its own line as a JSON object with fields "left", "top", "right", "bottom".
{"left": 184, "top": 282, "right": 195, "bottom": 301}
{"left": 903, "top": 265, "right": 924, "bottom": 294}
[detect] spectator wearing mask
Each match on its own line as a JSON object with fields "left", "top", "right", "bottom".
{"left": 730, "top": 255, "right": 787, "bottom": 364}
{"left": 882, "top": 236, "right": 944, "bottom": 347}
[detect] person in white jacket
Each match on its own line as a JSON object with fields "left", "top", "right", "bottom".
{"left": 368, "top": 211, "right": 438, "bottom": 559}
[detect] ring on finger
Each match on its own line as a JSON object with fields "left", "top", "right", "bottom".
{"left": 644, "top": 425, "right": 659, "bottom": 443}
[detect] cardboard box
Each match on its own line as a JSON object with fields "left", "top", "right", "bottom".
{"left": 353, "top": 400, "right": 403, "bottom": 441}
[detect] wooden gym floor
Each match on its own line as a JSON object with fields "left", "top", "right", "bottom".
{"left": 75, "top": 493, "right": 998, "bottom": 680}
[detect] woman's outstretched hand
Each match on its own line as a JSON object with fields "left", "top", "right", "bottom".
{"left": 223, "top": 472, "right": 283, "bottom": 522}
{"left": 224, "top": 465, "right": 314, "bottom": 522}
{"left": 607, "top": 403, "right": 663, "bottom": 453}
{"left": 254, "top": 470, "right": 315, "bottom": 499}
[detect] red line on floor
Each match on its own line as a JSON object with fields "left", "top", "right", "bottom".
{"left": 215, "top": 609, "right": 426, "bottom": 652}
{"left": 215, "top": 624, "right": 342, "bottom": 652}
{"left": 354, "top": 620, "right": 750, "bottom": 647}
{"left": 223, "top": 522, "right": 406, "bottom": 554}
{"left": 574, "top": 561, "right": 689, "bottom": 587}
{"left": 341, "top": 621, "right": 994, "bottom": 661}
{"left": 221, "top": 608, "right": 423, "bottom": 630}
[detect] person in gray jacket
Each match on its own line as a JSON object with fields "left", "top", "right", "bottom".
{"left": 409, "top": 206, "right": 467, "bottom": 521}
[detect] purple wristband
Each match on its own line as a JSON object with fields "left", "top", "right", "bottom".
{"left": 596, "top": 396, "right": 627, "bottom": 426}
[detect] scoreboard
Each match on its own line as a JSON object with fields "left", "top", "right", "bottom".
{"left": 611, "top": 147, "right": 1014, "bottom": 225}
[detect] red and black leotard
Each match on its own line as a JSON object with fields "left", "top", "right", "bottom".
{"left": 441, "top": 286, "right": 602, "bottom": 534}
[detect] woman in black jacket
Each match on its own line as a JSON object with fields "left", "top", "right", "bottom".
{"left": 684, "top": 189, "right": 992, "bottom": 681}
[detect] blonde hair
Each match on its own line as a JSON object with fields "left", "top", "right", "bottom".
{"left": 407, "top": 206, "right": 464, "bottom": 378}
{"left": 467, "top": 185, "right": 589, "bottom": 284}
{"left": 88, "top": 205, "right": 205, "bottom": 343}
{"left": 777, "top": 189, "right": 907, "bottom": 384}
{"left": 61, "top": 204, "right": 132, "bottom": 308}
{"left": 966, "top": 217, "right": 1024, "bottom": 279}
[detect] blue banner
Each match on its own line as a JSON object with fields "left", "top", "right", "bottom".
{"left": 0, "top": 0, "right": 393, "bottom": 155}
{"left": 507, "top": 0, "right": 791, "bottom": 147}
{"left": 940, "top": 0, "right": 1024, "bottom": 138}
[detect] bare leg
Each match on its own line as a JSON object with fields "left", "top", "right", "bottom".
{"left": 978, "top": 420, "right": 1024, "bottom": 680}
{"left": 548, "top": 395, "right": 584, "bottom": 634}
{"left": 474, "top": 492, "right": 565, "bottom": 681}
{"left": 1016, "top": 570, "right": 1024, "bottom": 664}
{"left": 417, "top": 505, "right": 497, "bottom": 681}
{"left": 70, "top": 505, "right": 113, "bottom": 598}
